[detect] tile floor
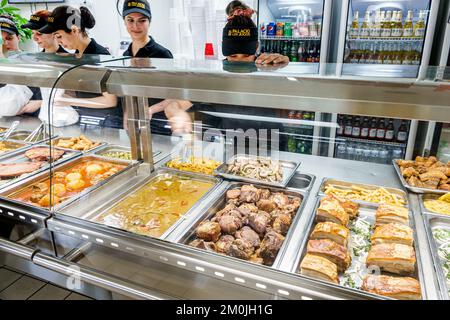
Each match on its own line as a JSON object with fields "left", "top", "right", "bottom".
{"left": 0, "top": 265, "right": 93, "bottom": 300}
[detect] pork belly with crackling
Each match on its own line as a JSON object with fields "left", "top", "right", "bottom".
{"left": 310, "top": 221, "right": 350, "bottom": 247}
{"left": 362, "top": 275, "right": 422, "bottom": 300}
{"left": 367, "top": 243, "right": 416, "bottom": 276}
{"left": 306, "top": 239, "right": 351, "bottom": 272}
{"left": 371, "top": 223, "right": 414, "bottom": 247}
{"left": 300, "top": 254, "right": 339, "bottom": 284}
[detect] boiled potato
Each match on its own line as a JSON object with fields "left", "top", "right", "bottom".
{"left": 86, "top": 164, "right": 104, "bottom": 177}
{"left": 66, "top": 179, "right": 86, "bottom": 190}
{"left": 65, "top": 172, "right": 83, "bottom": 183}
{"left": 39, "top": 194, "right": 61, "bottom": 207}
{"left": 51, "top": 184, "right": 66, "bottom": 197}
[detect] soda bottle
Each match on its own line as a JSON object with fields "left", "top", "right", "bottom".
{"left": 352, "top": 116, "right": 361, "bottom": 138}
{"left": 385, "top": 119, "right": 395, "bottom": 141}
{"left": 337, "top": 143, "right": 347, "bottom": 159}
{"left": 281, "top": 41, "right": 289, "bottom": 56}
{"left": 296, "top": 111, "right": 303, "bottom": 120}
{"left": 376, "top": 119, "right": 386, "bottom": 141}
{"left": 303, "top": 112, "right": 311, "bottom": 121}
{"left": 360, "top": 117, "right": 370, "bottom": 138}
{"left": 290, "top": 41, "right": 298, "bottom": 62}
{"left": 369, "top": 118, "right": 378, "bottom": 139}
{"left": 260, "top": 23, "right": 267, "bottom": 38}
{"left": 397, "top": 120, "right": 408, "bottom": 142}
{"left": 344, "top": 116, "right": 353, "bottom": 137}
{"left": 310, "top": 112, "right": 315, "bottom": 121}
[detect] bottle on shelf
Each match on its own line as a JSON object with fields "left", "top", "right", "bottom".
{"left": 370, "top": 10, "right": 382, "bottom": 37}
{"left": 344, "top": 116, "right": 353, "bottom": 137}
{"left": 337, "top": 115, "right": 345, "bottom": 136}
{"left": 402, "top": 43, "right": 413, "bottom": 65}
{"left": 350, "top": 11, "right": 360, "bottom": 38}
{"left": 281, "top": 40, "right": 289, "bottom": 57}
{"left": 392, "top": 43, "right": 403, "bottom": 64}
{"left": 392, "top": 11, "right": 403, "bottom": 37}
{"left": 369, "top": 118, "right": 378, "bottom": 139}
{"left": 412, "top": 43, "right": 422, "bottom": 65}
{"left": 359, "top": 42, "right": 369, "bottom": 63}
{"left": 299, "top": 14, "right": 309, "bottom": 37}
{"left": 376, "top": 118, "right": 386, "bottom": 141}
{"left": 308, "top": 15, "right": 318, "bottom": 37}
{"left": 361, "top": 117, "right": 370, "bottom": 138}
{"left": 397, "top": 120, "right": 408, "bottom": 142}
{"left": 403, "top": 10, "right": 414, "bottom": 37}
{"left": 414, "top": 10, "right": 426, "bottom": 38}
{"left": 290, "top": 41, "right": 298, "bottom": 62}
{"left": 352, "top": 116, "right": 361, "bottom": 138}
{"left": 360, "top": 10, "right": 371, "bottom": 37}
{"left": 385, "top": 119, "right": 395, "bottom": 141}
{"left": 381, "top": 11, "right": 392, "bottom": 37}
{"left": 312, "top": 44, "right": 320, "bottom": 62}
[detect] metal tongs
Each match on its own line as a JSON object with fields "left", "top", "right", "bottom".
{"left": 181, "top": 133, "right": 194, "bottom": 164}
{"left": 24, "top": 122, "right": 49, "bottom": 143}
{"left": 0, "top": 120, "right": 20, "bottom": 142}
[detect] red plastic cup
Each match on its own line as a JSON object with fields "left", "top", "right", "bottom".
{"left": 204, "top": 43, "right": 215, "bottom": 57}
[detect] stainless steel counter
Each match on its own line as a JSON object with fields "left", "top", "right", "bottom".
{"left": 0, "top": 117, "right": 440, "bottom": 300}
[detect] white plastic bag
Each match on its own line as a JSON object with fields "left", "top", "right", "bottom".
{"left": 39, "top": 88, "right": 79, "bottom": 127}
{"left": 0, "top": 85, "right": 33, "bottom": 117}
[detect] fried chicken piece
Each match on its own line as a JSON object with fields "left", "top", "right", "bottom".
{"left": 419, "top": 170, "right": 447, "bottom": 181}
{"left": 402, "top": 167, "right": 419, "bottom": 178}
{"left": 397, "top": 160, "right": 415, "bottom": 168}
{"left": 407, "top": 176, "right": 423, "bottom": 187}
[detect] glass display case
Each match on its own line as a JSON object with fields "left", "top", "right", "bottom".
{"left": 258, "top": 0, "right": 332, "bottom": 75}
{"left": 336, "top": 0, "right": 440, "bottom": 78}
{"left": 0, "top": 54, "right": 449, "bottom": 300}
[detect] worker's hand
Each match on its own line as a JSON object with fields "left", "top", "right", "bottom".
{"left": 18, "top": 100, "right": 42, "bottom": 115}
{"left": 255, "top": 53, "right": 290, "bottom": 65}
{"left": 164, "top": 101, "right": 193, "bottom": 135}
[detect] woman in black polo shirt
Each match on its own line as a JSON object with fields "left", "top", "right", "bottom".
{"left": 39, "top": 6, "right": 123, "bottom": 129}
{"left": 122, "top": 0, "right": 172, "bottom": 58}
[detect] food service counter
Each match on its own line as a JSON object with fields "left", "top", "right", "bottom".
{"left": 0, "top": 118, "right": 441, "bottom": 300}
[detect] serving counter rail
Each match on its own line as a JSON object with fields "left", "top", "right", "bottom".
{"left": 0, "top": 55, "right": 449, "bottom": 300}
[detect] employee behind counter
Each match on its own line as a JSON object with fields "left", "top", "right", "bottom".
{"left": 38, "top": 5, "right": 123, "bottom": 129}
{"left": 162, "top": 6, "right": 289, "bottom": 138}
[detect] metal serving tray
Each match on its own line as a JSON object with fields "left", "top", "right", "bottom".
{"left": 393, "top": 160, "right": 448, "bottom": 195}
{"left": 93, "top": 144, "right": 161, "bottom": 162}
{"left": 49, "top": 137, "right": 106, "bottom": 154}
{"left": 175, "top": 182, "right": 308, "bottom": 269}
{"left": 423, "top": 215, "right": 450, "bottom": 300}
{"left": 0, "top": 144, "right": 81, "bottom": 192}
{"left": 286, "top": 173, "right": 316, "bottom": 193}
{"left": 319, "top": 177, "right": 408, "bottom": 207}
{"left": 8, "top": 130, "right": 56, "bottom": 144}
{"left": 61, "top": 167, "right": 222, "bottom": 241}
{"left": 0, "top": 140, "right": 32, "bottom": 159}
{"left": 159, "top": 155, "right": 223, "bottom": 180}
{"left": 291, "top": 195, "right": 427, "bottom": 300}
{"left": 0, "top": 155, "right": 135, "bottom": 216}
{"left": 419, "top": 194, "right": 450, "bottom": 218}
{"left": 214, "top": 154, "right": 301, "bottom": 188}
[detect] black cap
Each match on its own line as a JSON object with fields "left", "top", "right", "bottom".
{"left": 0, "top": 17, "right": 19, "bottom": 36}
{"left": 222, "top": 26, "right": 258, "bottom": 56}
{"left": 123, "top": 0, "right": 151, "bottom": 19}
{"left": 38, "top": 6, "right": 79, "bottom": 34}
{"left": 22, "top": 14, "right": 47, "bottom": 30}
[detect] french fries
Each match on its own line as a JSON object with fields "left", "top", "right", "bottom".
{"left": 324, "top": 185, "right": 406, "bottom": 206}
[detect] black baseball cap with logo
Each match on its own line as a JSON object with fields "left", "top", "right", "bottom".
{"left": 0, "top": 16, "right": 19, "bottom": 36}
{"left": 38, "top": 6, "right": 79, "bottom": 34}
{"left": 222, "top": 25, "right": 258, "bottom": 56}
{"left": 22, "top": 14, "right": 47, "bottom": 30}
{"left": 122, "top": 0, "right": 152, "bottom": 19}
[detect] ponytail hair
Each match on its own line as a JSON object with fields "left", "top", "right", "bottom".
{"left": 80, "top": 6, "right": 96, "bottom": 30}
{"left": 226, "top": 1, "right": 255, "bottom": 20}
